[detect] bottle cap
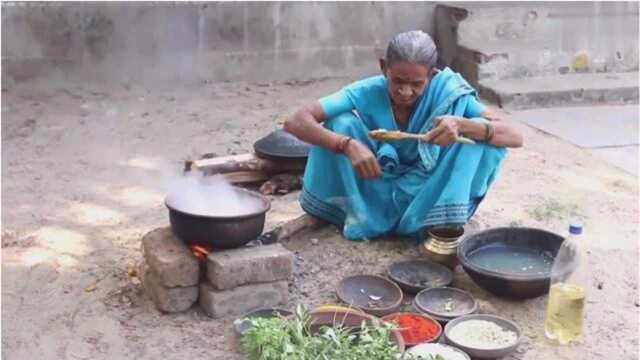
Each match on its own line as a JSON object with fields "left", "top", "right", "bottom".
{"left": 569, "top": 223, "right": 583, "bottom": 235}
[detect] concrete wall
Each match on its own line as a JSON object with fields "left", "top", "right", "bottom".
{"left": 436, "top": 2, "right": 639, "bottom": 84}
{"left": 2, "top": 2, "right": 437, "bottom": 86}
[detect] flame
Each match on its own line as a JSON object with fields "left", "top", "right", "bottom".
{"left": 190, "top": 244, "right": 212, "bottom": 262}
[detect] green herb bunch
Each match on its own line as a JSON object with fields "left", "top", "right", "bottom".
{"left": 241, "top": 304, "right": 403, "bottom": 360}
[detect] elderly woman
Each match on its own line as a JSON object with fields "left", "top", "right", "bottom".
{"left": 284, "top": 30, "right": 523, "bottom": 241}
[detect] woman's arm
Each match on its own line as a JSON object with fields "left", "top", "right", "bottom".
{"left": 424, "top": 109, "right": 524, "bottom": 148}
{"left": 283, "top": 101, "right": 344, "bottom": 151}
{"left": 483, "top": 108, "right": 524, "bottom": 147}
{"left": 283, "top": 101, "right": 382, "bottom": 178}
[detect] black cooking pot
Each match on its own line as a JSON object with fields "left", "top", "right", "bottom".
{"left": 165, "top": 188, "right": 271, "bottom": 249}
{"left": 457, "top": 227, "right": 566, "bottom": 299}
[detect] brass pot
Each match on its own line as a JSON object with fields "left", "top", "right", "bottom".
{"left": 420, "top": 226, "right": 464, "bottom": 270}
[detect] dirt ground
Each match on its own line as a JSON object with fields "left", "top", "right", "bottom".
{"left": 2, "top": 77, "right": 638, "bottom": 360}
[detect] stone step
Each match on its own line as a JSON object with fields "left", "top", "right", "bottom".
{"left": 477, "top": 72, "right": 639, "bottom": 109}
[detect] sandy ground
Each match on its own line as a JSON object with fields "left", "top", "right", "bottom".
{"left": 2, "top": 77, "right": 638, "bottom": 360}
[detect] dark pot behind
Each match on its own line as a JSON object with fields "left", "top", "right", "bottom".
{"left": 457, "top": 227, "right": 565, "bottom": 299}
{"left": 165, "top": 188, "right": 270, "bottom": 249}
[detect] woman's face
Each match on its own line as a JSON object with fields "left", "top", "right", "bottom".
{"left": 382, "top": 61, "right": 432, "bottom": 107}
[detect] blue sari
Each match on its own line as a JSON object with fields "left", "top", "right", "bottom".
{"left": 300, "top": 67, "right": 507, "bottom": 240}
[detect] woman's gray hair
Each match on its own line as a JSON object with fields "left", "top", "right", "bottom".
{"left": 385, "top": 30, "right": 438, "bottom": 68}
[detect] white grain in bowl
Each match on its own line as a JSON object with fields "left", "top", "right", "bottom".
{"left": 405, "top": 343, "right": 470, "bottom": 360}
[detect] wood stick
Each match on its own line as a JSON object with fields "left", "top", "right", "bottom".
{"left": 259, "top": 214, "right": 325, "bottom": 244}
{"left": 369, "top": 129, "right": 476, "bottom": 144}
{"left": 192, "top": 153, "right": 305, "bottom": 175}
{"left": 259, "top": 173, "right": 303, "bottom": 195}
{"left": 222, "top": 171, "right": 270, "bottom": 184}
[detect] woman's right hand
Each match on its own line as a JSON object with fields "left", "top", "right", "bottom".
{"left": 344, "top": 139, "right": 382, "bottom": 178}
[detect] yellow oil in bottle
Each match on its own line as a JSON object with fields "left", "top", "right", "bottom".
{"left": 544, "top": 282, "right": 586, "bottom": 344}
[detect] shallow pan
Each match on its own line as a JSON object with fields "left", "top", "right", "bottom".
{"left": 388, "top": 259, "right": 453, "bottom": 294}
{"left": 414, "top": 287, "right": 478, "bottom": 320}
{"left": 337, "top": 275, "right": 403, "bottom": 317}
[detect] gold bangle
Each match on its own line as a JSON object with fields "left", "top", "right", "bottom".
{"left": 487, "top": 123, "right": 495, "bottom": 143}
{"left": 483, "top": 123, "right": 491, "bottom": 142}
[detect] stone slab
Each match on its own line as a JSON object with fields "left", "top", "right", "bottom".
{"left": 199, "top": 280, "right": 289, "bottom": 319}
{"left": 479, "top": 72, "right": 639, "bottom": 109}
{"left": 141, "top": 227, "right": 199, "bottom": 287}
{"left": 206, "top": 243, "right": 293, "bottom": 290}
{"left": 515, "top": 104, "right": 639, "bottom": 148}
{"left": 590, "top": 146, "right": 639, "bottom": 176}
{"left": 142, "top": 265, "right": 199, "bottom": 313}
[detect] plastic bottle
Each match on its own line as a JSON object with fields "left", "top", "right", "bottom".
{"left": 544, "top": 223, "right": 587, "bottom": 344}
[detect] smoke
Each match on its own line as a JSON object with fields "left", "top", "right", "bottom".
{"left": 165, "top": 172, "right": 265, "bottom": 217}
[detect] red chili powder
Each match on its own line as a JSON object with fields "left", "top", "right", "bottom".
{"left": 386, "top": 313, "right": 440, "bottom": 344}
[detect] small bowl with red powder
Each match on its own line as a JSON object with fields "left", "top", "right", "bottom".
{"left": 382, "top": 312, "right": 442, "bottom": 346}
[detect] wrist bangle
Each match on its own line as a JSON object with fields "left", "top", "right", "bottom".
{"left": 335, "top": 136, "right": 352, "bottom": 153}
{"left": 483, "top": 122, "right": 493, "bottom": 143}
{"left": 487, "top": 123, "right": 495, "bottom": 143}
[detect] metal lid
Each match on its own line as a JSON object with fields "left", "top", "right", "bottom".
{"left": 253, "top": 129, "right": 311, "bottom": 160}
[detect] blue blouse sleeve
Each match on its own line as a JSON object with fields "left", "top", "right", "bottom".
{"left": 464, "top": 96, "right": 487, "bottom": 119}
{"left": 319, "top": 89, "right": 355, "bottom": 119}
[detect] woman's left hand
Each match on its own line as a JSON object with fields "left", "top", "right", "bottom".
{"left": 423, "top": 115, "right": 462, "bottom": 146}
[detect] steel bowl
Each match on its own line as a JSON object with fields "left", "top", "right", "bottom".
{"left": 165, "top": 187, "right": 270, "bottom": 249}
{"left": 405, "top": 343, "right": 471, "bottom": 360}
{"left": 444, "top": 314, "right": 522, "bottom": 359}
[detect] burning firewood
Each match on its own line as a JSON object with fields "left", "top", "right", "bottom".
{"left": 259, "top": 173, "right": 303, "bottom": 195}
{"left": 190, "top": 153, "right": 305, "bottom": 175}
{"left": 191, "top": 244, "right": 213, "bottom": 262}
{"left": 259, "top": 214, "right": 324, "bottom": 244}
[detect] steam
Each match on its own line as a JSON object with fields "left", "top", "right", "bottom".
{"left": 165, "top": 172, "right": 265, "bottom": 217}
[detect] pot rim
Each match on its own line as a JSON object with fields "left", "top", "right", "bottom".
{"left": 457, "top": 227, "right": 564, "bottom": 281}
{"left": 165, "top": 187, "right": 271, "bottom": 220}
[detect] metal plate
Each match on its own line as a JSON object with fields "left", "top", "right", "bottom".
{"left": 253, "top": 129, "right": 311, "bottom": 160}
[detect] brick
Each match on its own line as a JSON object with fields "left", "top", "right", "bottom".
{"left": 142, "top": 265, "right": 198, "bottom": 313}
{"left": 199, "top": 280, "right": 288, "bottom": 319}
{"left": 141, "top": 227, "right": 199, "bottom": 287}
{"left": 206, "top": 243, "right": 293, "bottom": 290}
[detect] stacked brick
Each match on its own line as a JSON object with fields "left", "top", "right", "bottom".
{"left": 141, "top": 227, "right": 200, "bottom": 312}
{"left": 140, "top": 226, "right": 293, "bottom": 318}
{"left": 200, "top": 243, "right": 293, "bottom": 318}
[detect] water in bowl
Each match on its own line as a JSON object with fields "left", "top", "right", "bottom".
{"left": 468, "top": 244, "right": 554, "bottom": 275}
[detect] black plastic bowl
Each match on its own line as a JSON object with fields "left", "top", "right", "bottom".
{"left": 165, "top": 187, "right": 270, "bottom": 249}
{"left": 457, "top": 227, "right": 566, "bottom": 299}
